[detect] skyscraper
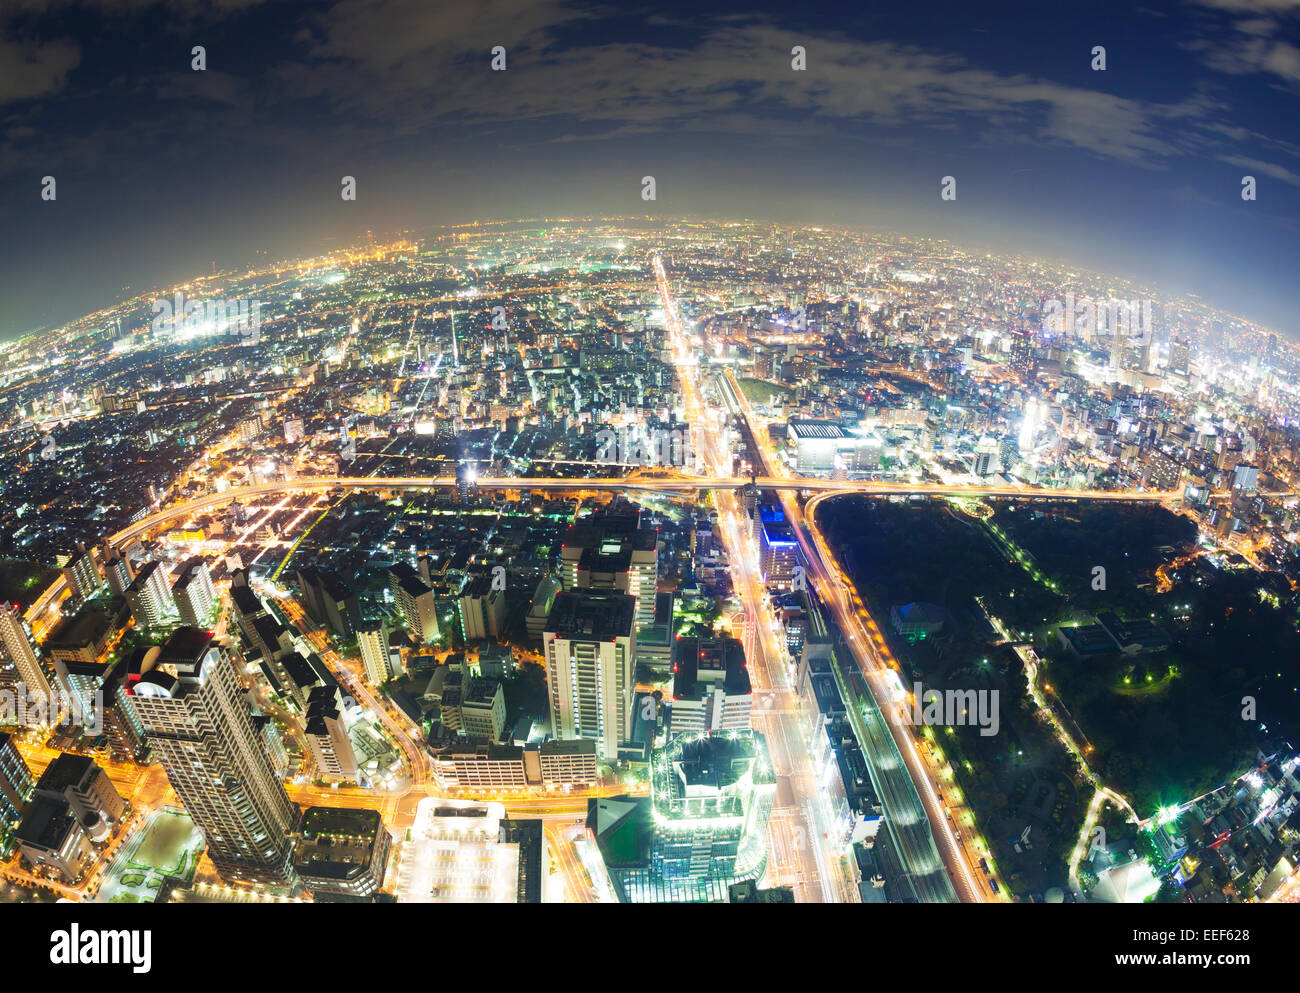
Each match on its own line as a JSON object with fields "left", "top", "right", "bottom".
{"left": 62, "top": 548, "right": 103, "bottom": 602}
{"left": 358, "top": 623, "right": 395, "bottom": 685}
{"left": 543, "top": 590, "right": 636, "bottom": 761}
{"left": 131, "top": 627, "right": 300, "bottom": 886}
{"left": 0, "top": 731, "right": 35, "bottom": 841}
{"left": 390, "top": 562, "right": 439, "bottom": 644}
{"left": 560, "top": 511, "right": 658, "bottom": 628}
{"left": 172, "top": 557, "right": 217, "bottom": 627}
{"left": 123, "top": 560, "right": 176, "bottom": 628}
{"left": 0, "top": 602, "right": 52, "bottom": 707}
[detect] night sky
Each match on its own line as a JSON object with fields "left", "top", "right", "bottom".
{"left": 2, "top": 0, "right": 1298, "bottom": 340}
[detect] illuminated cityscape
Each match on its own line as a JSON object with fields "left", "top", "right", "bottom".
{"left": 0, "top": 5, "right": 1297, "bottom": 974}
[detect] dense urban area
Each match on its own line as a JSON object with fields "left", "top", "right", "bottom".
{"left": 1, "top": 217, "right": 1297, "bottom": 905}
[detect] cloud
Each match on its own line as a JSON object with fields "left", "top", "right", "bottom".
{"left": 1185, "top": 0, "right": 1300, "bottom": 86}
{"left": 0, "top": 34, "right": 79, "bottom": 104}
{"left": 1220, "top": 153, "right": 1300, "bottom": 184}
{"left": 277, "top": 6, "right": 1220, "bottom": 167}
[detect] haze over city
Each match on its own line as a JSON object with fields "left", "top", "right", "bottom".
{"left": 2, "top": 0, "right": 1299, "bottom": 340}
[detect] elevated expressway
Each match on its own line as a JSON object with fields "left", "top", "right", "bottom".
{"left": 22, "top": 474, "right": 1201, "bottom": 629}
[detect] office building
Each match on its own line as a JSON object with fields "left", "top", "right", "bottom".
{"left": 669, "top": 636, "right": 752, "bottom": 735}
{"left": 561, "top": 514, "right": 658, "bottom": 628}
{"left": 292, "top": 806, "right": 392, "bottom": 901}
{"left": 759, "top": 517, "right": 799, "bottom": 590}
{"left": 0, "top": 603, "right": 52, "bottom": 706}
{"left": 588, "top": 729, "right": 775, "bottom": 903}
{"left": 441, "top": 677, "right": 506, "bottom": 744}
{"left": 543, "top": 591, "right": 637, "bottom": 761}
{"left": 34, "top": 753, "right": 124, "bottom": 840}
{"left": 14, "top": 795, "right": 95, "bottom": 882}
{"left": 130, "top": 627, "right": 300, "bottom": 886}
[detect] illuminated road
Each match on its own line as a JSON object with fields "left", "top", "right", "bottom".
{"left": 654, "top": 254, "right": 856, "bottom": 903}
{"left": 711, "top": 310, "right": 973, "bottom": 901}
{"left": 24, "top": 472, "right": 1235, "bottom": 633}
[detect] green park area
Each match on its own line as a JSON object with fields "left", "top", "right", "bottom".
{"left": 816, "top": 497, "right": 1299, "bottom": 893}
{"left": 98, "top": 810, "right": 204, "bottom": 904}
{"left": 735, "top": 377, "right": 793, "bottom": 407}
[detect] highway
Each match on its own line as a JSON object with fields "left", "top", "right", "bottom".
{"left": 710, "top": 320, "right": 974, "bottom": 901}
{"left": 22, "top": 471, "right": 1225, "bottom": 633}
{"left": 654, "top": 254, "right": 857, "bottom": 903}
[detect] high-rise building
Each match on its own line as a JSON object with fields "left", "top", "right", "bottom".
{"left": 358, "top": 623, "right": 396, "bottom": 686}
{"left": 587, "top": 729, "right": 775, "bottom": 903}
{"left": 0, "top": 603, "right": 52, "bottom": 706}
{"left": 103, "top": 554, "right": 135, "bottom": 596}
{"left": 292, "top": 806, "right": 391, "bottom": 901}
{"left": 759, "top": 517, "right": 799, "bottom": 590}
{"left": 123, "top": 560, "right": 176, "bottom": 628}
{"left": 650, "top": 731, "right": 775, "bottom": 892}
{"left": 560, "top": 513, "right": 658, "bottom": 628}
{"left": 441, "top": 677, "right": 506, "bottom": 743}
{"left": 543, "top": 591, "right": 636, "bottom": 761}
{"left": 172, "top": 557, "right": 216, "bottom": 627}
{"left": 525, "top": 575, "right": 563, "bottom": 644}
{"left": 130, "top": 627, "right": 300, "bottom": 886}
{"left": 34, "top": 753, "right": 125, "bottom": 838}
{"left": 390, "top": 562, "right": 439, "bottom": 644}
{"left": 0, "top": 731, "right": 35, "bottom": 843}
{"left": 458, "top": 574, "right": 506, "bottom": 641}
{"left": 304, "top": 686, "right": 359, "bottom": 783}
{"left": 669, "top": 636, "right": 752, "bottom": 735}
{"left": 296, "top": 567, "right": 362, "bottom": 640}
{"left": 62, "top": 549, "right": 102, "bottom": 602}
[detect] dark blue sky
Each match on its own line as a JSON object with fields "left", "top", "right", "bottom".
{"left": 1, "top": 0, "right": 1298, "bottom": 339}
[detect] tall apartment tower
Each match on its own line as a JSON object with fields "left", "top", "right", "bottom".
{"left": 560, "top": 512, "right": 658, "bottom": 629}
{"left": 103, "top": 554, "right": 135, "bottom": 596}
{"left": 171, "top": 557, "right": 217, "bottom": 627}
{"left": 0, "top": 731, "right": 36, "bottom": 834}
{"left": 358, "top": 624, "right": 394, "bottom": 686}
{"left": 543, "top": 591, "right": 637, "bottom": 762}
{"left": 130, "top": 628, "right": 300, "bottom": 886}
{"left": 390, "top": 562, "right": 439, "bottom": 644}
{"left": 62, "top": 548, "right": 103, "bottom": 602}
{"left": 124, "top": 560, "right": 176, "bottom": 628}
{"left": 0, "top": 603, "right": 52, "bottom": 706}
